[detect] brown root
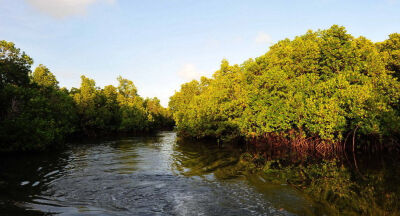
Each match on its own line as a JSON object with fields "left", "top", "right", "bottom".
{"left": 247, "top": 130, "right": 341, "bottom": 161}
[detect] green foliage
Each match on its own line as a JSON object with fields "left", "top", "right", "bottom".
{"left": 377, "top": 33, "right": 400, "bottom": 78}
{"left": 170, "top": 25, "right": 400, "bottom": 147}
{"left": 0, "top": 40, "right": 173, "bottom": 151}
{"left": 32, "top": 64, "right": 59, "bottom": 88}
{"left": 71, "top": 75, "right": 173, "bottom": 136}
{"left": 144, "top": 97, "right": 174, "bottom": 129}
{"left": 116, "top": 76, "right": 149, "bottom": 132}
{"left": 72, "top": 75, "right": 106, "bottom": 135}
{"left": 0, "top": 40, "right": 33, "bottom": 88}
{"left": 0, "top": 85, "right": 77, "bottom": 151}
{"left": 169, "top": 79, "right": 208, "bottom": 136}
{"left": 169, "top": 62, "right": 247, "bottom": 141}
{"left": 0, "top": 41, "right": 77, "bottom": 151}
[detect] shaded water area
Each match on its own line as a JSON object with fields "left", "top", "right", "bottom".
{"left": 0, "top": 132, "right": 335, "bottom": 215}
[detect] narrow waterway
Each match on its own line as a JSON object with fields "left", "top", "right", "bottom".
{"left": 0, "top": 131, "right": 325, "bottom": 215}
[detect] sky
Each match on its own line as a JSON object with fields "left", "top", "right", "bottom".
{"left": 1, "top": 0, "right": 399, "bottom": 106}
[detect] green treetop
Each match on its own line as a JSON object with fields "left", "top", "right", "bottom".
{"left": 32, "top": 64, "right": 59, "bottom": 88}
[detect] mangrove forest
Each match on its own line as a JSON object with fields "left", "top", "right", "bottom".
{"left": 1, "top": 25, "right": 400, "bottom": 215}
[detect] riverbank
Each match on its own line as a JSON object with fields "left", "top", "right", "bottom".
{"left": 169, "top": 25, "right": 400, "bottom": 164}
{"left": 1, "top": 40, "right": 174, "bottom": 152}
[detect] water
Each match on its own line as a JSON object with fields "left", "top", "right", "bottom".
{"left": 0, "top": 131, "right": 324, "bottom": 216}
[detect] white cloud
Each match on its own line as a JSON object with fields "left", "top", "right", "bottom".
{"left": 255, "top": 32, "right": 272, "bottom": 44}
{"left": 178, "top": 64, "right": 204, "bottom": 81}
{"left": 25, "top": 0, "right": 115, "bottom": 18}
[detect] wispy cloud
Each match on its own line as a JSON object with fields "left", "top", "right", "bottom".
{"left": 178, "top": 64, "right": 204, "bottom": 81}
{"left": 25, "top": 0, "right": 115, "bottom": 18}
{"left": 255, "top": 32, "right": 272, "bottom": 44}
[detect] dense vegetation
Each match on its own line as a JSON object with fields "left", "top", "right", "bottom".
{"left": 169, "top": 26, "right": 400, "bottom": 214}
{"left": 0, "top": 41, "right": 173, "bottom": 152}
{"left": 1, "top": 25, "right": 400, "bottom": 215}
{"left": 169, "top": 25, "right": 400, "bottom": 158}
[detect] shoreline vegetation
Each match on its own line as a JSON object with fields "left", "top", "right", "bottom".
{"left": 0, "top": 40, "right": 174, "bottom": 152}
{"left": 169, "top": 25, "right": 400, "bottom": 215}
{"left": 170, "top": 25, "right": 400, "bottom": 159}
{"left": 1, "top": 25, "right": 400, "bottom": 215}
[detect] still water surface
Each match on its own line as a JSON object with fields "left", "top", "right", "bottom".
{"left": 0, "top": 132, "right": 325, "bottom": 215}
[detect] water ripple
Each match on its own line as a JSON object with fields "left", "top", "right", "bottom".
{"left": 0, "top": 131, "right": 321, "bottom": 215}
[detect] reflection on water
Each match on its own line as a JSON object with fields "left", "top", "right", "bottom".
{"left": 0, "top": 132, "right": 325, "bottom": 216}
{"left": 171, "top": 138, "right": 243, "bottom": 179}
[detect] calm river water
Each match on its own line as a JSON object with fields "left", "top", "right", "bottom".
{"left": 0, "top": 131, "right": 326, "bottom": 215}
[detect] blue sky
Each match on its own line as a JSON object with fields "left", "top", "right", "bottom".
{"left": 1, "top": 0, "right": 399, "bottom": 106}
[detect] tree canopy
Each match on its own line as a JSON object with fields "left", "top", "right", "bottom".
{"left": 169, "top": 25, "right": 400, "bottom": 155}
{"left": 0, "top": 40, "right": 173, "bottom": 152}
